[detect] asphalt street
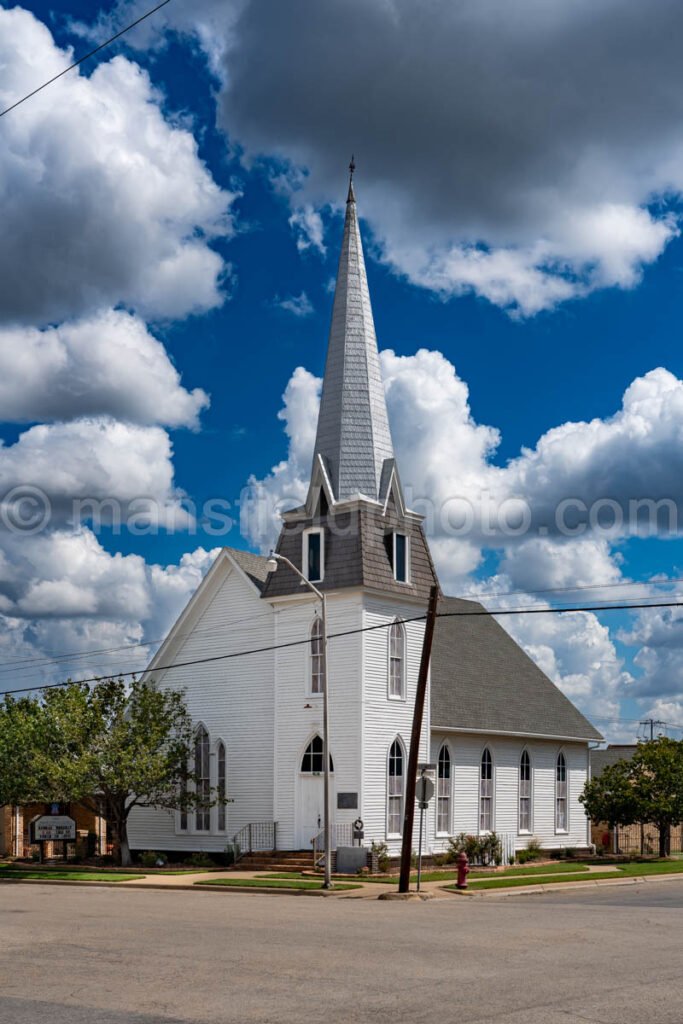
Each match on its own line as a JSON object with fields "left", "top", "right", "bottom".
{"left": 0, "top": 880, "right": 681, "bottom": 1024}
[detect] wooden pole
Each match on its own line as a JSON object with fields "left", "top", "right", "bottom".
{"left": 399, "top": 585, "right": 439, "bottom": 893}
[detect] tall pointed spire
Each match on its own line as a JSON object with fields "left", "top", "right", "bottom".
{"left": 311, "top": 163, "right": 394, "bottom": 502}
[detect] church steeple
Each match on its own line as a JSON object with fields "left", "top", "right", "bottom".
{"left": 310, "top": 163, "right": 395, "bottom": 503}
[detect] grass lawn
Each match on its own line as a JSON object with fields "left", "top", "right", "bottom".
{"left": 0, "top": 868, "right": 143, "bottom": 882}
{"left": 261, "top": 863, "right": 591, "bottom": 884}
{"left": 458, "top": 859, "right": 683, "bottom": 891}
{"left": 196, "top": 878, "right": 361, "bottom": 891}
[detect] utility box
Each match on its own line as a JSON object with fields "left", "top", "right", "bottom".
{"left": 335, "top": 846, "right": 368, "bottom": 875}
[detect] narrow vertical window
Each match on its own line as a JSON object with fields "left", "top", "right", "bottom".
{"left": 305, "top": 529, "right": 324, "bottom": 582}
{"left": 179, "top": 776, "right": 188, "bottom": 832}
{"left": 480, "top": 748, "right": 493, "bottom": 832}
{"left": 311, "top": 617, "right": 324, "bottom": 694}
{"left": 217, "top": 742, "right": 226, "bottom": 832}
{"left": 519, "top": 750, "right": 531, "bottom": 833}
{"left": 437, "top": 744, "right": 451, "bottom": 834}
{"left": 388, "top": 740, "right": 404, "bottom": 835}
{"left": 388, "top": 620, "right": 406, "bottom": 698}
{"left": 195, "top": 725, "right": 210, "bottom": 832}
{"left": 556, "top": 752, "right": 568, "bottom": 831}
{"left": 391, "top": 532, "right": 409, "bottom": 583}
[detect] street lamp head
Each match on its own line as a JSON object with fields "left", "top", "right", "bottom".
{"left": 265, "top": 556, "right": 279, "bottom": 573}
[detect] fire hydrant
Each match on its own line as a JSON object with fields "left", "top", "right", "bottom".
{"left": 455, "top": 851, "right": 470, "bottom": 890}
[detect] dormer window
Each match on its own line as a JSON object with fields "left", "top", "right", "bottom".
{"left": 390, "top": 531, "right": 409, "bottom": 583}
{"left": 303, "top": 527, "right": 324, "bottom": 582}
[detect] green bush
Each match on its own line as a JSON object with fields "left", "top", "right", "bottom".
{"left": 564, "top": 847, "right": 577, "bottom": 859}
{"left": 432, "top": 853, "right": 449, "bottom": 867}
{"left": 525, "top": 836, "right": 543, "bottom": 861}
{"left": 447, "top": 832, "right": 502, "bottom": 866}
{"left": 187, "top": 852, "right": 214, "bottom": 869}
{"left": 371, "top": 841, "right": 390, "bottom": 873}
{"left": 139, "top": 850, "right": 167, "bottom": 868}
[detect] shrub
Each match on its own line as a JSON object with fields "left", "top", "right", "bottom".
{"left": 525, "top": 836, "right": 543, "bottom": 861}
{"left": 517, "top": 849, "right": 530, "bottom": 864}
{"left": 507, "top": 854, "right": 515, "bottom": 866}
{"left": 447, "top": 832, "right": 502, "bottom": 866}
{"left": 564, "top": 847, "right": 577, "bottom": 859}
{"left": 187, "top": 852, "right": 214, "bottom": 869}
{"left": 432, "top": 853, "right": 449, "bottom": 867}
{"left": 139, "top": 850, "right": 160, "bottom": 868}
{"left": 371, "top": 841, "right": 390, "bottom": 873}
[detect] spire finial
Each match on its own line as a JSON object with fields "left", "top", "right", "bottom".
{"left": 347, "top": 154, "right": 356, "bottom": 204}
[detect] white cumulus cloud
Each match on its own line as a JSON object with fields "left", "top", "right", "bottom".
{"left": 0, "top": 310, "right": 209, "bottom": 428}
{"left": 0, "top": 6, "right": 235, "bottom": 326}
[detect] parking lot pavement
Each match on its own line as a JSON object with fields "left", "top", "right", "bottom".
{"left": 1, "top": 880, "right": 682, "bottom": 1024}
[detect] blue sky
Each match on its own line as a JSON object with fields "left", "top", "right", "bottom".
{"left": 4, "top": 0, "right": 683, "bottom": 738}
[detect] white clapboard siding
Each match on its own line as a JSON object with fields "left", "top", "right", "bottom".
{"left": 361, "top": 595, "right": 428, "bottom": 856}
{"left": 128, "top": 558, "right": 275, "bottom": 852}
{"left": 425, "top": 732, "right": 590, "bottom": 854}
{"left": 271, "top": 591, "right": 363, "bottom": 850}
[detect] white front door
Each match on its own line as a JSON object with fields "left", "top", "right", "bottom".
{"left": 297, "top": 775, "right": 325, "bottom": 850}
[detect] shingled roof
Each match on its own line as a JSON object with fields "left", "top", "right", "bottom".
{"left": 225, "top": 547, "right": 271, "bottom": 593}
{"left": 431, "top": 596, "right": 603, "bottom": 741}
{"left": 590, "top": 745, "right": 637, "bottom": 777}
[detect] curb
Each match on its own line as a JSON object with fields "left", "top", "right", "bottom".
{"left": 0, "top": 877, "right": 349, "bottom": 897}
{"left": 448, "top": 871, "right": 683, "bottom": 898}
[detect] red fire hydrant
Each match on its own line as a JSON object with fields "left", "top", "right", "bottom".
{"left": 455, "top": 851, "right": 470, "bottom": 890}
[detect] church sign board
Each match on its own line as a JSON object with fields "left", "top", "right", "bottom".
{"left": 30, "top": 815, "right": 77, "bottom": 843}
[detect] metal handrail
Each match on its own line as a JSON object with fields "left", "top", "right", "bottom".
{"left": 228, "top": 822, "right": 277, "bottom": 864}
{"left": 312, "top": 823, "right": 354, "bottom": 867}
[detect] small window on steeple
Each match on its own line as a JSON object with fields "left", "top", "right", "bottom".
{"left": 390, "top": 532, "right": 409, "bottom": 583}
{"left": 303, "top": 527, "right": 324, "bottom": 582}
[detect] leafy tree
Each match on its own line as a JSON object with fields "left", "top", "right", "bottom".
{"left": 0, "top": 679, "right": 220, "bottom": 865}
{"left": 580, "top": 738, "right": 683, "bottom": 857}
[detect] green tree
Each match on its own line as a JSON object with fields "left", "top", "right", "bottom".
{"left": 580, "top": 738, "right": 683, "bottom": 857}
{"left": 0, "top": 679, "right": 220, "bottom": 865}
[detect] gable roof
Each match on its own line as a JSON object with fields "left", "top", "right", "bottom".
{"left": 144, "top": 547, "right": 270, "bottom": 678}
{"left": 227, "top": 547, "right": 270, "bottom": 593}
{"left": 431, "top": 596, "right": 603, "bottom": 742}
{"left": 590, "top": 745, "right": 638, "bottom": 777}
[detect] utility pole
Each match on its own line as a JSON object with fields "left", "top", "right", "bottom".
{"left": 399, "top": 585, "right": 439, "bottom": 894}
{"left": 640, "top": 718, "right": 666, "bottom": 741}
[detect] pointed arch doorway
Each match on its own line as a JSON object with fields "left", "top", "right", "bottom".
{"left": 295, "top": 736, "right": 334, "bottom": 850}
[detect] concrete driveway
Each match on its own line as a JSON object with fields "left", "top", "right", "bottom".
{"left": 0, "top": 880, "right": 681, "bottom": 1023}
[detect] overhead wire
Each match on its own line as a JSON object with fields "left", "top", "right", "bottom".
{"left": 0, "top": 0, "right": 173, "bottom": 119}
{"left": 5, "top": 597, "right": 683, "bottom": 699}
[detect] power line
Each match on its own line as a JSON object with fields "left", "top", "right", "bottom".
{"left": 3, "top": 582, "right": 682, "bottom": 682}
{"left": 0, "top": 0, "right": 173, "bottom": 119}
{"left": 5, "top": 597, "right": 683, "bottom": 700}
{"left": 459, "top": 575, "right": 683, "bottom": 601}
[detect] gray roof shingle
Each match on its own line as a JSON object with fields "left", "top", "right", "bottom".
{"left": 431, "top": 596, "right": 603, "bottom": 741}
{"left": 590, "top": 745, "right": 637, "bottom": 777}
{"left": 224, "top": 546, "right": 270, "bottom": 593}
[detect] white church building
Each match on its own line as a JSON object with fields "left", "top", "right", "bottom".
{"left": 128, "top": 174, "right": 602, "bottom": 861}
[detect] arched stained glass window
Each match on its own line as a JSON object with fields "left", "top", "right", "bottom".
{"left": 480, "top": 748, "right": 493, "bottom": 832}
{"left": 195, "top": 725, "right": 210, "bottom": 832}
{"left": 519, "top": 750, "right": 531, "bottom": 833}
{"left": 301, "top": 735, "right": 333, "bottom": 774}
{"left": 556, "top": 752, "right": 568, "bottom": 831}
{"left": 388, "top": 739, "right": 404, "bottom": 835}
{"left": 217, "top": 741, "right": 227, "bottom": 832}
{"left": 437, "top": 744, "right": 451, "bottom": 834}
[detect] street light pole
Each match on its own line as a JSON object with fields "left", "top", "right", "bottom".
{"left": 266, "top": 552, "right": 333, "bottom": 890}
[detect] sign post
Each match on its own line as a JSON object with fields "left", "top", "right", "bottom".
{"left": 415, "top": 772, "right": 434, "bottom": 892}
